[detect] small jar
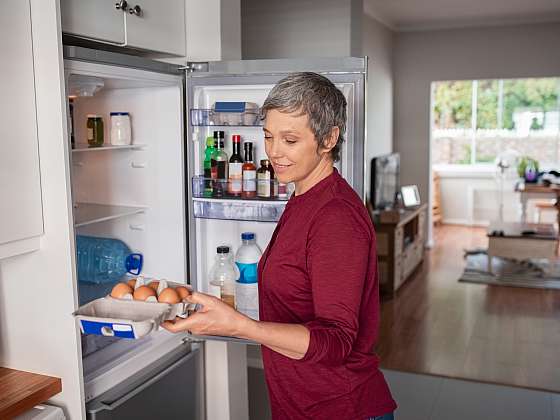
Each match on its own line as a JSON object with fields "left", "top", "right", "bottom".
{"left": 87, "top": 115, "right": 104, "bottom": 147}
{"left": 110, "top": 112, "right": 132, "bottom": 145}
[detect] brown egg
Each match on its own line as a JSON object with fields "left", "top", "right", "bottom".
{"left": 127, "top": 278, "right": 137, "bottom": 289}
{"left": 158, "top": 288, "right": 180, "bottom": 304}
{"left": 147, "top": 281, "right": 160, "bottom": 291}
{"left": 133, "top": 285, "right": 157, "bottom": 301}
{"left": 175, "top": 286, "right": 191, "bottom": 300}
{"left": 111, "top": 282, "right": 133, "bottom": 299}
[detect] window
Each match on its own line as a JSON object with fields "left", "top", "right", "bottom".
{"left": 432, "top": 77, "right": 560, "bottom": 166}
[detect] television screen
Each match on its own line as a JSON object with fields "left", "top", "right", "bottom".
{"left": 370, "top": 153, "right": 400, "bottom": 210}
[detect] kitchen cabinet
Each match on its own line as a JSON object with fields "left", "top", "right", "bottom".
{"left": 125, "top": 0, "right": 186, "bottom": 56}
{"left": 0, "top": 0, "right": 44, "bottom": 258}
{"left": 60, "top": 0, "right": 186, "bottom": 56}
{"left": 60, "top": 0, "right": 126, "bottom": 45}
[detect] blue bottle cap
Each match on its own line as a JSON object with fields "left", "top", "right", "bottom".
{"left": 241, "top": 232, "right": 255, "bottom": 240}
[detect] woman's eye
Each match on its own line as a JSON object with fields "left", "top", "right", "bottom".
{"left": 264, "top": 136, "right": 273, "bottom": 141}
{"left": 285, "top": 139, "right": 297, "bottom": 144}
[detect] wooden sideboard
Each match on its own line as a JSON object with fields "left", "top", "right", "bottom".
{"left": 370, "top": 204, "right": 427, "bottom": 298}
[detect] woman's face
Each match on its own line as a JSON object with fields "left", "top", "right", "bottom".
{"left": 263, "top": 109, "right": 331, "bottom": 185}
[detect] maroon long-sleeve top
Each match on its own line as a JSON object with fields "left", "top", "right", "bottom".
{"left": 258, "top": 169, "right": 396, "bottom": 420}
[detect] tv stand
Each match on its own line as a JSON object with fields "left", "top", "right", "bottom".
{"left": 368, "top": 203, "right": 427, "bottom": 298}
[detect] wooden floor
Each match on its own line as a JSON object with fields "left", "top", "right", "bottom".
{"left": 377, "top": 224, "right": 560, "bottom": 393}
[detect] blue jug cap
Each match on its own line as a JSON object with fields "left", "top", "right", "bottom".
{"left": 241, "top": 232, "right": 255, "bottom": 240}
{"left": 125, "top": 253, "right": 143, "bottom": 275}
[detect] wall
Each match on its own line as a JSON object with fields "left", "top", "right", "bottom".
{"left": 0, "top": 0, "right": 84, "bottom": 418}
{"left": 241, "top": 0, "right": 363, "bottom": 59}
{"left": 241, "top": 1, "right": 395, "bottom": 196}
{"left": 393, "top": 22, "right": 560, "bottom": 231}
{"left": 362, "top": 14, "right": 394, "bottom": 196}
{"left": 185, "top": 0, "right": 241, "bottom": 61}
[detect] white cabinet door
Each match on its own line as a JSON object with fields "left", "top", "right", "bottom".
{"left": 0, "top": 0, "right": 44, "bottom": 256}
{"left": 125, "top": 0, "right": 186, "bottom": 56}
{"left": 61, "top": 0, "right": 126, "bottom": 45}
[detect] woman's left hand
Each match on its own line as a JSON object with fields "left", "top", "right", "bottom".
{"left": 161, "top": 291, "right": 251, "bottom": 337}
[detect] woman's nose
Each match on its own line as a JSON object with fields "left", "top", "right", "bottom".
{"left": 267, "top": 139, "right": 282, "bottom": 158}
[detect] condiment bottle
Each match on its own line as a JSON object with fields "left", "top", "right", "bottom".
{"left": 242, "top": 142, "right": 257, "bottom": 198}
{"left": 203, "top": 136, "right": 214, "bottom": 197}
{"left": 87, "top": 115, "right": 104, "bottom": 147}
{"left": 228, "top": 134, "right": 243, "bottom": 196}
{"left": 211, "top": 131, "right": 227, "bottom": 197}
{"left": 257, "top": 159, "right": 276, "bottom": 198}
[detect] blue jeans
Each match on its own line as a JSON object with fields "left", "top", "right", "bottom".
{"left": 368, "top": 413, "right": 394, "bottom": 420}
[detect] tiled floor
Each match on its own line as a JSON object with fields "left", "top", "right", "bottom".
{"left": 247, "top": 365, "right": 560, "bottom": 420}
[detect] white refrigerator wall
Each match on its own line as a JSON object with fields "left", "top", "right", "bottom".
{"left": 68, "top": 67, "right": 187, "bottom": 282}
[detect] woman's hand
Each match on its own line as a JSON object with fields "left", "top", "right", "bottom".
{"left": 161, "top": 292, "right": 251, "bottom": 337}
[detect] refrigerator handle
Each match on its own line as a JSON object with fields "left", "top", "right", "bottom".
{"left": 97, "top": 349, "right": 195, "bottom": 411}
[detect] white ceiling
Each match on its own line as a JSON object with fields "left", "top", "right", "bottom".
{"left": 364, "top": 0, "right": 560, "bottom": 31}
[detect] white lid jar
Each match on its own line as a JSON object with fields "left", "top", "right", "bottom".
{"left": 110, "top": 112, "right": 131, "bottom": 145}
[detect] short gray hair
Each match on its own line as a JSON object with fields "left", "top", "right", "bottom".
{"left": 261, "top": 72, "right": 347, "bottom": 162}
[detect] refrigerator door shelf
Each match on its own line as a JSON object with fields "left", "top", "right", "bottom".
{"left": 190, "top": 108, "right": 262, "bottom": 127}
{"left": 192, "top": 197, "right": 286, "bottom": 222}
{"left": 74, "top": 297, "right": 194, "bottom": 339}
{"left": 191, "top": 176, "right": 289, "bottom": 202}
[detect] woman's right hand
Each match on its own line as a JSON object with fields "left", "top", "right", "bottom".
{"left": 162, "top": 292, "right": 252, "bottom": 337}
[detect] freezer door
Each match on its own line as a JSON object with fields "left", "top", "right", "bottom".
{"left": 186, "top": 57, "right": 367, "bottom": 198}
{"left": 86, "top": 344, "right": 203, "bottom": 420}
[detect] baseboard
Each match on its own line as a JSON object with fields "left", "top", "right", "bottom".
{"left": 442, "top": 218, "right": 490, "bottom": 227}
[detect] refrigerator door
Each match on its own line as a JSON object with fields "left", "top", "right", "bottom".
{"left": 185, "top": 57, "right": 367, "bottom": 297}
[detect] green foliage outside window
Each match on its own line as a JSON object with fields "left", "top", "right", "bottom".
{"left": 433, "top": 78, "right": 559, "bottom": 130}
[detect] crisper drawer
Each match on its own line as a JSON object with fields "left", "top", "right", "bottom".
{"left": 86, "top": 345, "right": 202, "bottom": 420}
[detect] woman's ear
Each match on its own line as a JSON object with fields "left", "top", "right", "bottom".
{"left": 320, "top": 126, "right": 339, "bottom": 155}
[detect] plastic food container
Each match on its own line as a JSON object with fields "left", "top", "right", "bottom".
{"left": 110, "top": 112, "right": 131, "bottom": 145}
{"left": 211, "top": 102, "right": 259, "bottom": 126}
{"left": 74, "top": 277, "right": 195, "bottom": 339}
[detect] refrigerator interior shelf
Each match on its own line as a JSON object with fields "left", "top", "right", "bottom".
{"left": 192, "top": 197, "right": 286, "bottom": 222}
{"left": 74, "top": 203, "right": 146, "bottom": 228}
{"left": 190, "top": 109, "right": 262, "bottom": 127}
{"left": 72, "top": 144, "right": 146, "bottom": 153}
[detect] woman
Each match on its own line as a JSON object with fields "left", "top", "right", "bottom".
{"left": 163, "top": 72, "right": 396, "bottom": 420}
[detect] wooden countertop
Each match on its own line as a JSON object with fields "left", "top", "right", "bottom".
{"left": 0, "top": 367, "right": 62, "bottom": 419}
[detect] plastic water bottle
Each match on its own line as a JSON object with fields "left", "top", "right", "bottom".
{"left": 209, "top": 246, "right": 239, "bottom": 308}
{"left": 235, "top": 232, "right": 261, "bottom": 320}
{"left": 76, "top": 235, "right": 143, "bottom": 284}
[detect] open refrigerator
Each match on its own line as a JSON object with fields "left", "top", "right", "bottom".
{"left": 64, "top": 46, "right": 366, "bottom": 419}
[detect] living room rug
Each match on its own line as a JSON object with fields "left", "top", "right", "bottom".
{"left": 459, "top": 250, "right": 560, "bottom": 290}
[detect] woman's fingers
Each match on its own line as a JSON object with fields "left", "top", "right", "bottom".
{"left": 161, "top": 313, "right": 208, "bottom": 335}
{"left": 185, "top": 291, "right": 218, "bottom": 308}
{"left": 161, "top": 316, "right": 191, "bottom": 333}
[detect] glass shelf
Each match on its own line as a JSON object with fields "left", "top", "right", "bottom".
{"left": 72, "top": 144, "right": 145, "bottom": 153}
{"left": 74, "top": 203, "right": 146, "bottom": 228}
{"left": 190, "top": 109, "right": 262, "bottom": 127}
{"left": 192, "top": 198, "right": 286, "bottom": 222}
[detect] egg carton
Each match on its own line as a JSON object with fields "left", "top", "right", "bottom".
{"left": 74, "top": 277, "right": 196, "bottom": 339}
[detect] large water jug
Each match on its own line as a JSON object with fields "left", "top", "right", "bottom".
{"left": 76, "top": 235, "right": 143, "bottom": 284}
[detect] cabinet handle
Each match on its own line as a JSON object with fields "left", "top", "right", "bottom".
{"left": 129, "top": 5, "right": 142, "bottom": 16}
{"left": 115, "top": 0, "right": 128, "bottom": 11}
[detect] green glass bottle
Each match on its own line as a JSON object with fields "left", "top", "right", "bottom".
{"left": 203, "top": 136, "right": 215, "bottom": 197}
